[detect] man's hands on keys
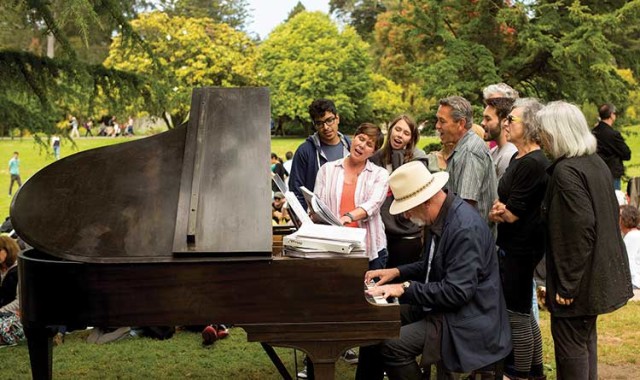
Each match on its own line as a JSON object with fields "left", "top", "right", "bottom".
{"left": 364, "top": 268, "right": 402, "bottom": 298}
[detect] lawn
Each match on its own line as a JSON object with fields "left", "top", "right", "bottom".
{"left": 0, "top": 303, "right": 638, "bottom": 379}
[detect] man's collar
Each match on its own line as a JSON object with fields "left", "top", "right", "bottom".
{"left": 429, "top": 191, "right": 454, "bottom": 237}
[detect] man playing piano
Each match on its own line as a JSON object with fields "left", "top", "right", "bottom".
{"left": 364, "top": 161, "right": 511, "bottom": 379}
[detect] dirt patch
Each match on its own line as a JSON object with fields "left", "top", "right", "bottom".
{"left": 599, "top": 363, "right": 640, "bottom": 379}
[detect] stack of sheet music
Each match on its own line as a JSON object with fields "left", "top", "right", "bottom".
{"left": 283, "top": 223, "right": 367, "bottom": 258}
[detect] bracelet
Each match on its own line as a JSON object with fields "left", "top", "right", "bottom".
{"left": 344, "top": 212, "right": 355, "bottom": 222}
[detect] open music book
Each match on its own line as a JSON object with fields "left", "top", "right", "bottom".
{"left": 300, "top": 186, "right": 342, "bottom": 226}
{"left": 271, "top": 173, "right": 366, "bottom": 256}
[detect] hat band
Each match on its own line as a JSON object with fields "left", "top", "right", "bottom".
{"left": 395, "top": 177, "right": 434, "bottom": 202}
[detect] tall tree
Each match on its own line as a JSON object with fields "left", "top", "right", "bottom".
{"left": 372, "top": 0, "right": 639, "bottom": 112}
{"left": 287, "top": 2, "right": 307, "bottom": 21}
{"left": 257, "top": 11, "right": 373, "bottom": 134}
{"left": 160, "top": 0, "right": 251, "bottom": 30}
{"left": 329, "top": 0, "right": 387, "bottom": 41}
{"left": 105, "top": 11, "right": 258, "bottom": 128}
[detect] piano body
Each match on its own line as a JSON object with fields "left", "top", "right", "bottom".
{"left": 12, "top": 88, "right": 400, "bottom": 380}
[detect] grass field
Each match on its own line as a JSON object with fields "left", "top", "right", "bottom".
{"left": 0, "top": 303, "right": 637, "bottom": 379}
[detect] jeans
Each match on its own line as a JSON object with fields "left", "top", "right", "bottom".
{"left": 369, "top": 248, "right": 388, "bottom": 270}
{"left": 614, "top": 177, "right": 621, "bottom": 190}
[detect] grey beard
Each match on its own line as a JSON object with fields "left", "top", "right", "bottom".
{"left": 409, "top": 217, "right": 426, "bottom": 227}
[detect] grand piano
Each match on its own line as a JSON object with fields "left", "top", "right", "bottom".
{"left": 12, "top": 88, "right": 400, "bottom": 380}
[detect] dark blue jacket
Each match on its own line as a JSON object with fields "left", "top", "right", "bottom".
{"left": 398, "top": 194, "right": 511, "bottom": 372}
{"left": 288, "top": 132, "right": 351, "bottom": 209}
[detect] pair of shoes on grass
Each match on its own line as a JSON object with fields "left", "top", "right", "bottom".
{"left": 201, "top": 324, "right": 229, "bottom": 345}
{"left": 297, "top": 349, "right": 358, "bottom": 378}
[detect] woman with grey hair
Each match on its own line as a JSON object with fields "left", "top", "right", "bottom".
{"left": 489, "top": 98, "right": 549, "bottom": 380}
{"left": 537, "top": 101, "right": 633, "bottom": 379}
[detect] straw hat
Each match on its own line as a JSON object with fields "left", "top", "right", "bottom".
{"left": 389, "top": 161, "right": 449, "bottom": 215}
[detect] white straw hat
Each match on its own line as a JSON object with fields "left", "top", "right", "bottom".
{"left": 389, "top": 161, "right": 449, "bottom": 215}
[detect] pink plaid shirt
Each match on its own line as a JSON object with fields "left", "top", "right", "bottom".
{"left": 314, "top": 157, "right": 389, "bottom": 261}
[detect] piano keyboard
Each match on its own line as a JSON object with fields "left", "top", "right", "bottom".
{"left": 364, "top": 281, "right": 398, "bottom": 305}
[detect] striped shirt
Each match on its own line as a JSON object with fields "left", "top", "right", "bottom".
{"left": 446, "top": 130, "right": 497, "bottom": 235}
{"left": 314, "top": 157, "right": 389, "bottom": 261}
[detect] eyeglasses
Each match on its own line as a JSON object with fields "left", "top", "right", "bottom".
{"left": 313, "top": 116, "right": 337, "bottom": 129}
{"left": 506, "top": 115, "right": 522, "bottom": 125}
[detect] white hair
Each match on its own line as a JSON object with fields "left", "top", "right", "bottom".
{"left": 482, "top": 83, "right": 519, "bottom": 100}
{"left": 537, "top": 101, "right": 597, "bottom": 159}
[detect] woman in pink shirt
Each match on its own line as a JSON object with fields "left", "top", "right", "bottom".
{"left": 314, "top": 123, "right": 388, "bottom": 269}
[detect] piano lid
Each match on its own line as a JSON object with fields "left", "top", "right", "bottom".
{"left": 10, "top": 87, "right": 273, "bottom": 263}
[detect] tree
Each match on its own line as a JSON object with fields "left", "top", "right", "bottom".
{"left": 160, "top": 0, "right": 251, "bottom": 31}
{"left": 372, "top": 0, "right": 639, "bottom": 113}
{"left": 257, "top": 11, "right": 373, "bottom": 135}
{"left": 287, "top": 2, "right": 307, "bottom": 21}
{"left": 329, "top": 0, "right": 387, "bottom": 41}
{"left": 0, "top": 0, "right": 153, "bottom": 138}
{"left": 104, "top": 11, "right": 259, "bottom": 128}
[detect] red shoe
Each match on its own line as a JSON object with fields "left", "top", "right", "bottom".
{"left": 202, "top": 325, "right": 218, "bottom": 345}
{"left": 216, "top": 324, "right": 229, "bottom": 339}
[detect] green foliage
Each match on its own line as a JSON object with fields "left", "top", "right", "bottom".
{"left": 287, "top": 1, "right": 307, "bottom": 21}
{"left": 257, "top": 11, "right": 373, "bottom": 134}
{"left": 161, "top": 0, "right": 251, "bottom": 31}
{"left": 330, "top": 0, "right": 387, "bottom": 41}
{"left": 104, "top": 11, "right": 259, "bottom": 128}
{"left": 371, "top": 0, "right": 640, "bottom": 117}
{"left": 0, "top": 0, "right": 155, "bottom": 138}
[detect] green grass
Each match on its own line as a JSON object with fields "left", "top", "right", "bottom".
{"left": 0, "top": 304, "right": 638, "bottom": 379}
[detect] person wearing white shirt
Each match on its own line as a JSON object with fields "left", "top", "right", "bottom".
{"left": 620, "top": 205, "right": 640, "bottom": 291}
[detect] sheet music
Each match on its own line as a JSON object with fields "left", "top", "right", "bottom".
{"left": 300, "top": 186, "right": 342, "bottom": 226}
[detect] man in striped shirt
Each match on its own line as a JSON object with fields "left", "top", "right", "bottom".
{"left": 436, "top": 96, "right": 497, "bottom": 235}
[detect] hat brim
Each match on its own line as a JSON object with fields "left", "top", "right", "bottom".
{"left": 389, "top": 172, "right": 449, "bottom": 215}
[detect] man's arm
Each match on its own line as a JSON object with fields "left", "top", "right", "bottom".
{"left": 612, "top": 130, "right": 631, "bottom": 161}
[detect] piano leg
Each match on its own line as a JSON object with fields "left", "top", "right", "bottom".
{"left": 24, "top": 326, "right": 56, "bottom": 380}
{"left": 261, "top": 343, "right": 294, "bottom": 380}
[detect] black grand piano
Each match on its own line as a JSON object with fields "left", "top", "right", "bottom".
{"left": 12, "top": 88, "right": 400, "bottom": 380}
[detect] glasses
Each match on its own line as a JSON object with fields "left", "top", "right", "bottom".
{"left": 506, "top": 115, "right": 522, "bottom": 125}
{"left": 313, "top": 116, "right": 337, "bottom": 129}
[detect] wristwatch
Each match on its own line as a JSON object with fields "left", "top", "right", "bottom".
{"left": 344, "top": 212, "right": 355, "bottom": 222}
{"left": 402, "top": 281, "right": 411, "bottom": 290}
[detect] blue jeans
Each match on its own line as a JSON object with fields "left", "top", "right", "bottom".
{"left": 369, "top": 248, "right": 388, "bottom": 270}
{"left": 614, "top": 177, "right": 621, "bottom": 190}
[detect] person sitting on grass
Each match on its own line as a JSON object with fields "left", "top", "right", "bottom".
{"left": 0, "top": 235, "right": 25, "bottom": 347}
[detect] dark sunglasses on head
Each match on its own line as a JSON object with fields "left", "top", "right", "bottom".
{"left": 506, "top": 115, "right": 522, "bottom": 124}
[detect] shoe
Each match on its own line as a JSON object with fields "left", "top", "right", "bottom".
{"left": 53, "top": 332, "right": 64, "bottom": 346}
{"left": 297, "top": 366, "right": 308, "bottom": 379}
{"left": 201, "top": 325, "right": 218, "bottom": 345}
{"left": 216, "top": 324, "right": 229, "bottom": 339}
{"left": 342, "top": 348, "right": 358, "bottom": 364}
{"left": 95, "top": 327, "right": 131, "bottom": 344}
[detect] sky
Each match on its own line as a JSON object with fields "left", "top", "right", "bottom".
{"left": 245, "top": 0, "right": 330, "bottom": 39}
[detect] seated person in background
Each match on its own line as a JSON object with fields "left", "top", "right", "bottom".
{"left": 620, "top": 205, "right": 640, "bottom": 297}
{"left": 0, "top": 235, "right": 25, "bottom": 346}
{"left": 364, "top": 161, "right": 511, "bottom": 380}
{"left": 271, "top": 192, "right": 290, "bottom": 225}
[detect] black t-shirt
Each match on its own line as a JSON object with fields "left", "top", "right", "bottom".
{"left": 496, "top": 149, "right": 550, "bottom": 254}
